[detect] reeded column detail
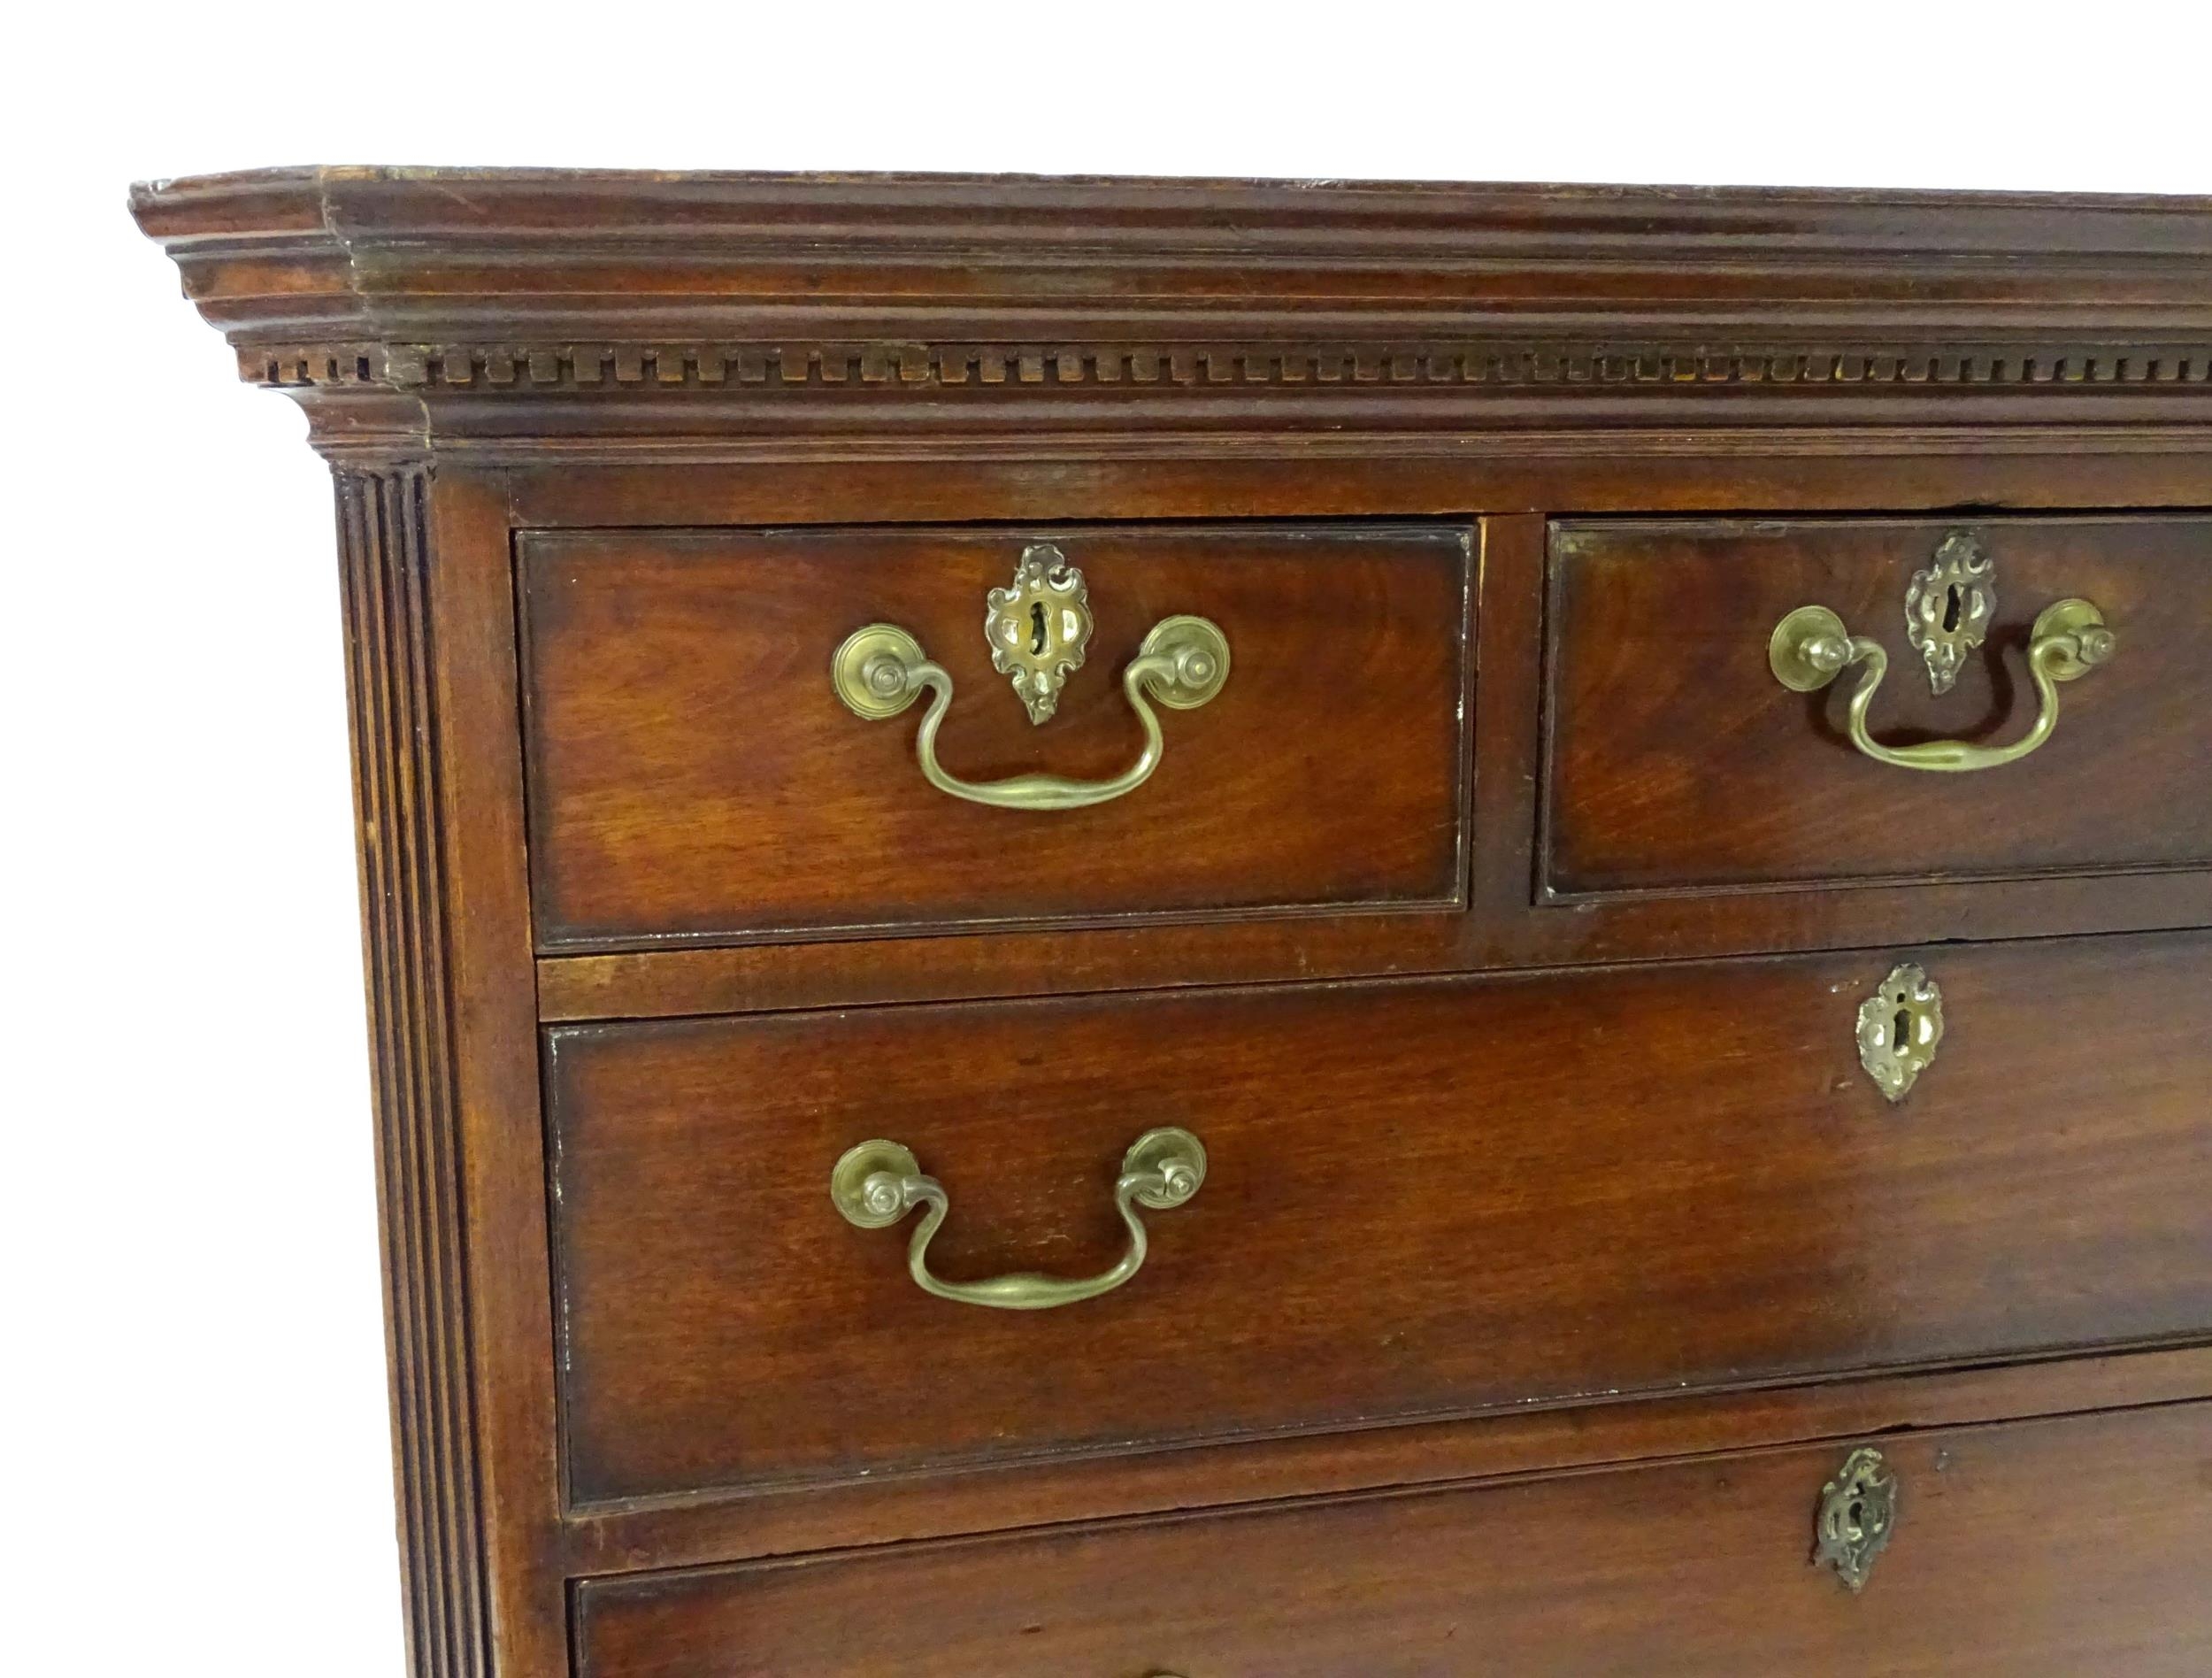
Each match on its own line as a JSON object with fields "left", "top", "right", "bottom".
{"left": 334, "top": 466, "right": 489, "bottom": 1678}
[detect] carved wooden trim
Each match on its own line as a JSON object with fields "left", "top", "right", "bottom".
{"left": 134, "top": 168, "right": 2212, "bottom": 428}
{"left": 334, "top": 466, "right": 490, "bottom": 1678}
{"left": 253, "top": 340, "right": 2212, "bottom": 392}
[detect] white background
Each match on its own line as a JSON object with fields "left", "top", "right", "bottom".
{"left": 7, "top": 4, "right": 2207, "bottom": 1670}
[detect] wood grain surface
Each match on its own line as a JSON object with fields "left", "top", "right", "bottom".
{"left": 546, "top": 932, "right": 2212, "bottom": 1507}
{"left": 519, "top": 524, "right": 1469, "bottom": 949}
{"left": 128, "top": 169, "right": 2212, "bottom": 1678}
{"left": 1546, "top": 516, "right": 2212, "bottom": 896}
{"left": 573, "top": 1400, "right": 2212, "bottom": 1676}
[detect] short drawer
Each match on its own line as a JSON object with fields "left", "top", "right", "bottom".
{"left": 518, "top": 523, "right": 1471, "bottom": 949}
{"left": 1544, "top": 516, "right": 2212, "bottom": 897}
{"left": 572, "top": 1400, "right": 2212, "bottom": 1674}
{"left": 543, "top": 931, "right": 2212, "bottom": 1508}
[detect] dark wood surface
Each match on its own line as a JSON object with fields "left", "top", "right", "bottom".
{"left": 129, "top": 168, "right": 2212, "bottom": 458}
{"left": 132, "top": 170, "right": 2212, "bottom": 1677}
{"left": 338, "top": 469, "right": 567, "bottom": 1675}
{"left": 534, "top": 864, "right": 2212, "bottom": 1022}
{"left": 502, "top": 447, "right": 2212, "bottom": 527}
{"left": 546, "top": 932, "right": 2212, "bottom": 1508}
{"left": 562, "top": 1343, "right": 2212, "bottom": 1577}
{"left": 339, "top": 468, "right": 489, "bottom": 1675}
{"left": 573, "top": 1399, "right": 2212, "bottom": 1676}
{"left": 533, "top": 502, "right": 2212, "bottom": 1027}
{"left": 1547, "top": 516, "right": 2212, "bottom": 897}
{"left": 518, "top": 525, "right": 1468, "bottom": 949}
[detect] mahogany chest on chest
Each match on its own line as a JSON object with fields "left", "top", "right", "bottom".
{"left": 137, "top": 168, "right": 2212, "bottom": 1674}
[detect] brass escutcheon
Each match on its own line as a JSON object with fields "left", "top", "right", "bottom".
{"left": 1857, "top": 962, "right": 1945, "bottom": 1103}
{"left": 1815, "top": 1446, "right": 1900, "bottom": 1592}
{"left": 1904, "top": 530, "right": 1998, "bottom": 696}
{"left": 985, "top": 543, "right": 1094, "bottom": 724}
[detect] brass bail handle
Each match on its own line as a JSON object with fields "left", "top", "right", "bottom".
{"left": 1769, "top": 596, "right": 2115, "bottom": 773}
{"left": 830, "top": 1128, "right": 1207, "bottom": 1311}
{"left": 832, "top": 616, "right": 1230, "bottom": 811}
{"left": 832, "top": 542, "right": 1226, "bottom": 812}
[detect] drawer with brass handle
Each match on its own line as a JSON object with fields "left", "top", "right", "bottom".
{"left": 1543, "top": 516, "right": 2212, "bottom": 899}
{"left": 572, "top": 1400, "right": 2212, "bottom": 1676}
{"left": 542, "top": 930, "right": 2212, "bottom": 1510}
{"left": 518, "top": 522, "right": 1471, "bottom": 950}
{"left": 134, "top": 165, "right": 2212, "bottom": 1678}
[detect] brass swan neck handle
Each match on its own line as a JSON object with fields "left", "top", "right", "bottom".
{"left": 830, "top": 1128, "right": 1206, "bottom": 1311}
{"left": 832, "top": 616, "right": 1229, "bottom": 812}
{"left": 1769, "top": 597, "right": 2115, "bottom": 773}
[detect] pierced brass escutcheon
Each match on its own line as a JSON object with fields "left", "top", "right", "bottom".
{"left": 986, "top": 543, "right": 1094, "bottom": 724}
{"left": 831, "top": 1128, "right": 1207, "bottom": 1311}
{"left": 1857, "top": 961, "right": 1944, "bottom": 1102}
{"left": 1815, "top": 1446, "right": 1899, "bottom": 1592}
{"left": 832, "top": 546, "right": 1229, "bottom": 811}
{"left": 1769, "top": 533, "right": 2115, "bottom": 772}
{"left": 1905, "top": 530, "right": 1997, "bottom": 696}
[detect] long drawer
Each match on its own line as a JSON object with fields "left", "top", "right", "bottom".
{"left": 543, "top": 931, "right": 2212, "bottom": 1508}
{"left": 572, "top": 1399, "right": 2212, "bottom": 1675}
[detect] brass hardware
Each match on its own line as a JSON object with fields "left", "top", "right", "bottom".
{"left": 1856, "top": 962, "right": 1944, "bottom": 1102}
{"left": 832, "top": 597, "right": 1229, "bottom": 811}
{"left": 986, "top": 543, "right": 1094, "bottom": 724}
{"left": 830, "top": 1127, "right": 1207, "bottom": 1311}
{"left": 1904, "top": 531, "right": 1996, "bottom": 696}
{"left": 1770, "top": 591, "right": 2114, "bottom": 773}
{"left": 1814, "top": 1446, "right": 1899, "bottom": 1592}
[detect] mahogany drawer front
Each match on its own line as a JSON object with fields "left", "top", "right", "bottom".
{"left": 518, "top": 523, "right": 1471, "bottom": 951}
{"left": 1544, "top": 515, "right": 2212, "bottom": 898}
{"left": 572, "top": 1400, "right": 2212, "bottom": 1676}
{"left": 544, "top": 930, "right": 2212, "bottom": 1508}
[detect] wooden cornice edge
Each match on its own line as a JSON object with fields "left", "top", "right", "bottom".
{"left": 132, "top": 167, "right": 2212, "bottom": 417}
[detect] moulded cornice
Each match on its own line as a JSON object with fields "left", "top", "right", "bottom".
{"left": 131, "top": 166, "right": 2212, "bottom": 436}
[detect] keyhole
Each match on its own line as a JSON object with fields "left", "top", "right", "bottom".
{"left": 1892, "top": 1008, "right": 1912, "bottom": 1051}
{"left": 1942, "top": 583, "right": 1963, "bottom": 634}
{"left": 1029, "top": 603, "right": 1048, "bottom": 656}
